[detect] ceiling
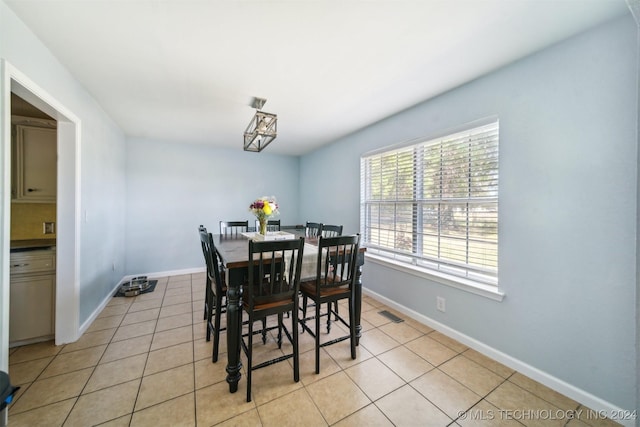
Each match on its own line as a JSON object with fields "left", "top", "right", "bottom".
{"left": 6, "top": 0, "right": 629, "bottom": 156}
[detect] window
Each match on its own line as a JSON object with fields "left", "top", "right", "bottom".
{"left": 360, "top": 120, "right": 499, "bottom": 286}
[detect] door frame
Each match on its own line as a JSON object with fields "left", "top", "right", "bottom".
{"left": 1, "top": 60, "right": 81, "bottom": 371}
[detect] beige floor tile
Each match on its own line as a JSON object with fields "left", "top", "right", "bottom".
{"left": 8, "top": 357, "right": 53, "bottom": 385}
{"left": 485, "top": 381, "right": 566, "bottom": 427}
{"left": 121, "top": 308, "right": 160, "bottom": 326}
{"left": 97, "top": 303, "right": 130, "bottom": 318}
{"left": 333, "top": 403, "right": 394, "bottom": 427}
{"left": 128, "top": 298, "right": 163, "bottom": 313}
{"left": 150, "top": 325, "right": 193, "bottom": 351}
{"left": 298, "top": 347, "right": 342, "bottom": 386}
{"left": 377, "top": 345, "right": 434, "bottom": 382}
{"left": 60, "top": 328, "right": 116, "bottom": 354}
{"left": 458, "top": 399, "right": 525, "bottom": 427}
{"left": 215, "top": 408, "right": 262, "bottom": 427}
{"left": 195, "top": 381, "right": 256, "bottom": 426}
{"left": 194, "top": 357, "right": 228, "bottom": 389}
{"left": 9, "top": 340, "right": 62, "bottom": 364}
{"left": 411, "top": 368, "right": 482, "bottom": 419}
{"left": 306, "top": 371, "right": 371, "bottom": 424}
{"left": 360, "top": 309, "right": 393, "bottom": 327}
{"left": 429, "top": 330, "right": 468, "bottom": 353}
{"left": 135, "top": 363, "right": 194, "bottom": 411}
{"left": 509, "top": 372, "right": 579, "bottom": 410}
{"left": 144, "top": 341, "right": 193, "bottom": 375}
{"left": 163, "top": 293, "right": 192, "bottom": 306}
{"left": 86, "top": 314, "right": 125, "bottom": 332}
{"left": 405, "top": 335, "right": 458, "bottom": 366}
{"left": 360, "top": 328, "right": 401, "bottom": 355}
{"left": 84, "top": 353, "right": 147, "bottom": 393}
{"left": 439, "top": 355, "right": 505, "bottom": 396}
{"left": 39, "top": 345, "right": 106, "bottom": 378}
{"left": 378, "top": 320, "right": 424, "bottom": 344}
{"left": 159, "top": 302, "right": 193, "bottom": 318}
{"left": 258, "top": 388, "right": 327, "bottom": 427}
{"left": 9, "top": 367, "right": 93, "bottom": 413}
{"left": 130, "top": 392, "right": 195, "bottom": 427}
{"left": 344, "top": 357, "right": 405, "bottom": 401}
{"left": 98, "top": 414, "right": 133, "bottom": 427}
{"left": 7, "top": 397, "right": 76, "bottom": 427}
{"left": 404, "top": 317, "right": 436, "bottom": 334}
{"left": 101, "top": 334, "right": 153, "bottom": 363}
{"left": 324, "top": 339, "right": 374, "bottom": 370}
{"left": 376, "top": 384, "right": 452, "bottom": 426}
{"left": 248, "top": 356, "right": 304, "bottom": 405}
{"left": 462, "top": 349, "right": 515, "bottom": 378}
{"left": 64, "top": 379, "right": 140, "bottom": 427}
{"left": 106, "top": 297, "right": 134, "bottom": 308}
{"left": 112, "top": 320, "right": 156, "bottom": 342}
{"left": 156, "top": 312, "right": 194, "bottom": 332}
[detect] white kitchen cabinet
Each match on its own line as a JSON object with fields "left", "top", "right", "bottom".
{"left": 9, "top": 249, "right": 56, "bottom": 346}
{"left": 11, "top": 116, "right": 57, "bottom": 203}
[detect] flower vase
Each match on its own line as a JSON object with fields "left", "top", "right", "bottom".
{"left": 259, "top": 219, "right": 267, "bottom": 235}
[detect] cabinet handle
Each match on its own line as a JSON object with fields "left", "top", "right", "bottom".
{"left": 11, "top": 263, "right": 29, "bottom": 268}
{"left": 27, "top": 188, "right": 40, "bottom": 192}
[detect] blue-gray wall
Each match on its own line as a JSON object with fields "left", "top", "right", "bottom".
{"left": 0, "top": 1, "right": 127, "bottom": 327}
{"left": 299, "top": 15, "right": 638, "bottom": 412}
{"left": 123, "top": 138, "right": 300, "bottom": 274}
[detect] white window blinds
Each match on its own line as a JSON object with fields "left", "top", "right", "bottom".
{"left": 360, "top": 121, "right": 499, "bottom": 285}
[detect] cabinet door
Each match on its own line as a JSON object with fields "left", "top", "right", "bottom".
{"left": 14, "top": 125, "right": 57, "bottom": 202}
{"left": 9, "top": 274, "right": 55, "bottom": 343}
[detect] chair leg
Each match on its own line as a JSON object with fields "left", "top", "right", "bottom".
{"left": 326, "top": 302, "right": 332, "bottom": 333}
{"left": 212, "top": 294, "right": 223, "bottom": 363}
{"left": 277, "top": 313, "right": 283, "bottom": 348}
{"left": 246, "top": 312, "right": 253, "bottom": 403}
{"left": 293, "top": 308, "right": 300, "bottom": 382}
{"left": 262, "top": 318, "right": 267, "bottom": 344}
{"left": 349, "top": 297, "right": 356, "bottom": 360}
{"left": 315, "top": 301, "right": 321, "bottom": 374}
{"left": 301, "top": 295, "right": 308, "bottom": 333}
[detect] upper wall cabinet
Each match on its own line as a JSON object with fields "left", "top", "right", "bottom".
{"left": 11, "top": 116, "right": 57, "bottom": 203}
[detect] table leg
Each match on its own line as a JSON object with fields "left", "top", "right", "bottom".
{"left": 354, "top": 254, "right": 364, "bottom": 346}
{"left": 225, "top": 271, "right": 243, "bottom": 393}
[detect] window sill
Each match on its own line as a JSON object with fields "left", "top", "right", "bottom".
{"left": 364, "top": 253, "right": 505, "bottom": 302}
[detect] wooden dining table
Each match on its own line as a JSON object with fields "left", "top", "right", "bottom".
{"left": 212, "top": 231, "right": 366, "bottom": 393}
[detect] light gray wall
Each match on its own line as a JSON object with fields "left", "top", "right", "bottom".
{"left": 300, "top": 15, "right": 638, "bottom": 411}
{"left": 123, "top": 138, "right": 300, "bottom": 275}
{"left": 0, "top": 1, "right": 127, "bottom": 325}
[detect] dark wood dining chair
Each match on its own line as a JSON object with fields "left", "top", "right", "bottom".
{"left": 198, "top": 225, "right": 211, "bottom": 321}
{"left": 241, "top": 237, "right": 305, "bottom": 402}
{"left": 321, "top": 224, "right": 343, "bottom": 237}
{"left": 219, "top": 220, "right": 248, "bottom": 236}
{"left": 254, "top": 219, "right": 281, "bottom": 232}
{"left": 305, "top": 222, "right": 323, "bottom": 238}
{"left": 199, "top": 229, "right": 228, "bottom": 362}
{"left": 300, "top": 234, "right": 360, "bottom": 374}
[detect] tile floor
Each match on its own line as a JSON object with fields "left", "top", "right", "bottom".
{"left": 6, "top": 273, "right": 621, "bottom": 426}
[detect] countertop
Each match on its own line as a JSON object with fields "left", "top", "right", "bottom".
{"left": 10, "top": 239, "right": 56, "bottom": 252}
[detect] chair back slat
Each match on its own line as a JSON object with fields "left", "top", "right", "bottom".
{"left": 305, "top": 222, "right": 323, "bottom": 238}
{"left": 315, "top": 234, "right": 360, "bottom": 292}
{"left": 220, "top": 220, "right": 249, "bottom": 236}
{"left": 321, "top": 224, "right": 343, "bottom": 238}
{"left": 255, "top": 219, "right": 281, "bottom": 232}
{"left": 247, "top": 238, "right": 305, "bottom": 309}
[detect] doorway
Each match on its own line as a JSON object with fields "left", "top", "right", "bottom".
{"left": 1, "top": 61, "right": 80, "bottom": 371}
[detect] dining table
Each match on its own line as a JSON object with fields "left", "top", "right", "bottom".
{"left": 212, "top": 230, "right": 366, "bottom": 393}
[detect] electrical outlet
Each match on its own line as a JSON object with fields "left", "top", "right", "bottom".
{"left": 43, "top": 222, "right": 55, "bottom": 234}
{"left": 436, "top": 296, "right": 446, "bottom": 312}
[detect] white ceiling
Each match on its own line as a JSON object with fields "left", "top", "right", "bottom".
{"left": 6, "top": 0, "right": 629, "bottom": 155}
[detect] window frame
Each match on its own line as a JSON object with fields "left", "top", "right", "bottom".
{"left": 360, "top": 119, "right": 503, "bottom": 300}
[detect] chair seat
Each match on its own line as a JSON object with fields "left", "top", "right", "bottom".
{"left": 300, "top": 281, "right": 349, "bottom": 299}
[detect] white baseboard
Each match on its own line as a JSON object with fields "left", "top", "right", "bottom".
{"left": 362, "top": 287, "right": 636, "bottom": 427}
